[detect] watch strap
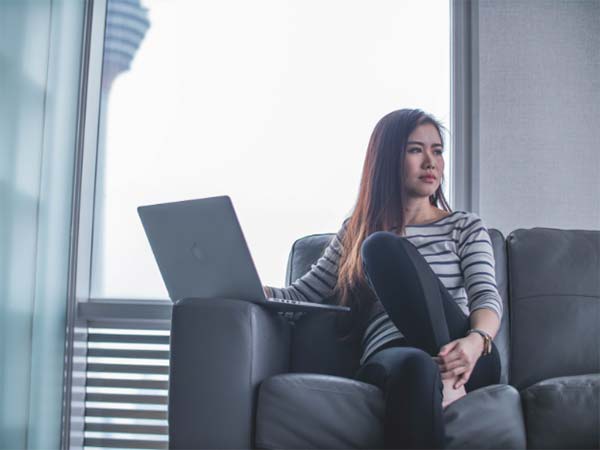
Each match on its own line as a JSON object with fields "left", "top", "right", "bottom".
{"left": 467, "top": 328, "right": 492, "bottom": 355}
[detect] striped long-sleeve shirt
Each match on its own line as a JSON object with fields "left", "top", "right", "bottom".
{"left": 265, "top": 211, "right": 504, "bottom": 365}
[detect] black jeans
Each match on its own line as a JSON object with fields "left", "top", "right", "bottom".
{"left": 354, "top": 231, "right": 501, "bottom": 450}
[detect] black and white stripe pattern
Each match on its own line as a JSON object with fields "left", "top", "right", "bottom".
{"left": 266, "top": 211, "right": 503, "bottom": 365}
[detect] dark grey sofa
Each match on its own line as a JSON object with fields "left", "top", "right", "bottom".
{"left": 168, "top": 227, "right": 600, "bottom": 449}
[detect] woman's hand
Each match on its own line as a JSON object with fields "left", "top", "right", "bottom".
{"left": 433, "top": 334, "right": 484, "bottom": 389}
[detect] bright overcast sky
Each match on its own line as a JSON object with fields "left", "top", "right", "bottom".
{"left": 93, "top": 0, "right": 450, "bottom": 299}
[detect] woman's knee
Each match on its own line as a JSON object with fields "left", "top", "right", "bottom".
{"left": 361, "top": 231, "right": 402, "bottom": 270}
{"left": 368, "top": 346, "right": 439, "bottom": 380}
{"left": 362, "top": 231, "right": 394, "bottom": 257}
{"left": 361, "top": 232, "right": 417, "bottom": 283}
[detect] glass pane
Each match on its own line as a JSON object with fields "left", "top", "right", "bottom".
{"left": 0, "top": 0, "right": 85, "bottom": 447}
{"left": 92, "top": 0, "right": 450, "bottom": 299}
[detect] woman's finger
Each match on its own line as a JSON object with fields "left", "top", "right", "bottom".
{"left": 439, "top": 359, "right": 464, "bottom": 373}
{"left": 440, "top": 365, "right": 468, "bottom": 379}
{"left": 438, "top": 340, "right": 459, "bottom": 356}
{"left": 439, "top": 350, "right": 465, "bottom": 366}
{"left": 441, "top": 371, "right": 454, "bottom": 380}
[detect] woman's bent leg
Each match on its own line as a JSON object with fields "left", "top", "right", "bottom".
{"left": 355, "top": 346, "right": 445, "bottom": 449}
{"left": 361, "top": 231, "right": 502, "bottom": 389}
{"left": 360, "top": 231, "right": 454, "bottom": 355}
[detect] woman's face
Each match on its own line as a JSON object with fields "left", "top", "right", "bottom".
{"left": 402, "top": 123, "right": 445, "bottom": 198}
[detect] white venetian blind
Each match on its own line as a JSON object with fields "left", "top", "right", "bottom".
{"left": 83, "top": 324, "right": 170, "bottom": 450}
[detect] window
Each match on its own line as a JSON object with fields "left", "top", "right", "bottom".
{"left": 91, "top": 0, "right": 451, "bottom": 300}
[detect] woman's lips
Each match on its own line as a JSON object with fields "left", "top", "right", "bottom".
{"left": 419, "top": 176, "right": 436, "bottom": 183}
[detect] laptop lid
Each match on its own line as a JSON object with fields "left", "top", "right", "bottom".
{"left": 138, "top": 195, "right": 266, "bottom": 302}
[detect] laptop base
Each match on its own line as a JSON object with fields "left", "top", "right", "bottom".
{"left": 264, "top": 297, "right": 350, "bottom": 313}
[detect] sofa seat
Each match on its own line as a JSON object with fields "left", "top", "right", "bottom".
{"left": 255, "top": 374, "right": 385, "bottom": 449}
{"left": 256, "top": 374, "right": 526, "bottom": 449}
{"left": 444, "top": 384, "right": 526, "bottom": 449}
{"left": 520, "top": 374, "right": 600, "bottom": 449}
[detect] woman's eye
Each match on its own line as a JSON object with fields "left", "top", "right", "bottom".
{"left": 409, "top": 147, "right": 443, "bottom": 154}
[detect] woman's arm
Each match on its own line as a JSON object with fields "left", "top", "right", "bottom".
{"left": 458, "top": 214, "right": 504, "bottom": 326}
{"left": 436, "top": 215, "right": 504, "bottom": 387}
{"left": 263, "top": 220, "right": 348, "bottom": 303}
{"left": 468, "top": 308, "right": 500, "bottom": 341}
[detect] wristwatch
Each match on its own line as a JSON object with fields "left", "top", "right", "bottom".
{"left": 467, "top": 328, "right": 492, "bottom": 356}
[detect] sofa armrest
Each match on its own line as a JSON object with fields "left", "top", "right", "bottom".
{"left": 168, "top": 297, "right": 291, "bottom": 449}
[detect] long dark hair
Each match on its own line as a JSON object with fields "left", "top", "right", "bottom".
{"left": 334, "top": 109, "right": 452, "bottom": 343}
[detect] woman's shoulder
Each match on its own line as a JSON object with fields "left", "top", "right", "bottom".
{"left": 439, "top": 211, "right": 490, "bottom": 238}
{"left": 450, "top": 210, "right": 485, "bottom": 225}
{"left": 338, "top": 217, "right": 352, "bottom": 233}
{"left": 331, "top": 217, "right": 351, "bottom": 242}
{"left": 428, "top": 209, "right": 470, "bottom": 227}
{"left": 452, "top": 211, "right": 497, "bottom": 241}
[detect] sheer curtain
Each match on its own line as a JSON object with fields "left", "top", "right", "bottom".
{"left": 0, "top": 1, "right": 85, "bottom": 448}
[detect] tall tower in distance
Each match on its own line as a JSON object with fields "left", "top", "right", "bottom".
{"left": 93, "top": 0, "right": 150, "bottom": 296}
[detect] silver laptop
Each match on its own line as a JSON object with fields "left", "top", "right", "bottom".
{"left": 137, "top": 195, "right": 350, "bottom": 313}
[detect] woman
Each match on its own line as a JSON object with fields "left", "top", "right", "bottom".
{"left": 264, "top": 109, "right": 502, "bottom": 449}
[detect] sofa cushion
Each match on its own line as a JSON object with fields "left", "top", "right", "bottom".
{"left": 255, "top": 373, "right": 384, "bottom": 449}
{"left": 507, "top": 228, "right": 600, "bottom": 389}
{"left": 444, "top": 384, "right": 527, "bottom": 449}
{"left": 520, "top": 374, "right": 600, "bottom": 449}
{"left": 256, "top": 374, "right": 527, "bottom": 450}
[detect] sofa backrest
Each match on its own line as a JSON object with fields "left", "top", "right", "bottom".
{"left": 506, "top": 228, "right": 600, "bottom": 390}
{"left": 286, "top": 229, "right": 511, "bottom": 384}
